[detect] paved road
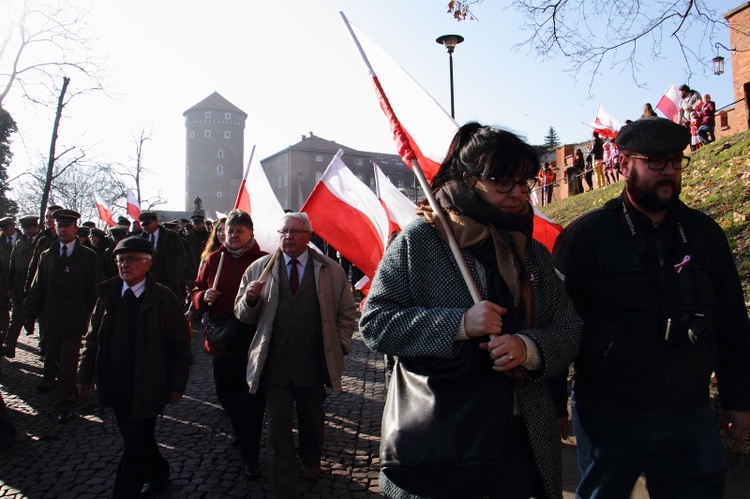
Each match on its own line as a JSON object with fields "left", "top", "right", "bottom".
{"left": 0, "top": 322, "right": 603, "bottom": 498}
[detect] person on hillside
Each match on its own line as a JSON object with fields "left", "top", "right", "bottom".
{"left": 553, "top": 116, "right": 750, "bottom": 498}
{"left": 590, "top": 132, "right": 605, "bottom": 189}
{"left": 678, "top": 84, "right": 702, "bottom": 127}
{"left": 697, "top": 93, "right": 716, "bottom": 144}
{"left": 641, "top": 103, "right": 657, "bottom": 118}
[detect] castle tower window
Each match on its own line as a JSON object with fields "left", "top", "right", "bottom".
{"left": 217, "top": 165, "right": 224, "bottom": 176}
{"left": 189, "top": 131, "right": 195, "bottom": 139}
{"left": 224, "top": 131, "right": 231, "bottom": 139}
{"left": 205, "top": 111, "right": 211, "bottom": 119}
{"left": 225, "top": 112, "right": 231, "bottom": 120}
{"left": 217, "top": 191, "right": 223, "bottom": 198}
{"left": 204, "top": 130, "right": 211, "bottom": 138}
{"left": 218, "top": 150, "right": 224, "bottom": 159}
{"left": 315, "top": 155, "right": 323, "bottom": 162}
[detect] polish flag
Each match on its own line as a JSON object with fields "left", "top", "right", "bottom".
{"left": 374, "top": 163, "right": 417, "bottom": 235}
{"left": 126, "top": 189, "right": 141, "bottom": 220}
{"left": 301, "top": 149, "right": 389, "bottom": 280}
{"left": 94, "top": 193, "right": 116, "bottom": 227}
{"left": 340, "top": 12, "right": 457, "bottom": 184}
{"left": 584, "top": 104, "right": 621, "bottom": 139}
{"left": 234, "top": 145, "right": 286, "bottom": 253}
{"left": 656, "top": 82, "right": 681, "bottom": 123}
{"left": 340, "top": 12, "right": 562, "bottom": 252}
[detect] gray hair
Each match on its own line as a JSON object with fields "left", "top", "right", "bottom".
{"left": 281, "top": 212, "right": 313, "bottom": 232}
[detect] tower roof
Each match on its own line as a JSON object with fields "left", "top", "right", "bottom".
{"left": 183, "top": 91, "right": 247, "bottom": 118}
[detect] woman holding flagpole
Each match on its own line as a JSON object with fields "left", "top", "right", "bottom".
{"left": 361, "top": 123, "right": 581, "bottom": 499}
{"left": 189, "top": 209, "right": 267, "bottom": 480}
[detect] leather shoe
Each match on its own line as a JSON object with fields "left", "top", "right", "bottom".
{"left": 57, "top": 411, "right": 75, "bottom": 424}
{"left": 35, "top": 380, "right": 56, "bottom": 393}
{"left": 302, "top": 462, "right": 321, "bottom": 480}
{"left": 244, "top": 462, "right": 261, "bottom": 481}
{"left": 140, "top": 479, "right": 167, "bottom": 496}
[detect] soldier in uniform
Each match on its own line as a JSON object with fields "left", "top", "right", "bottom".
{"left": 77, "top": 226, "right": 93, "bottom": 249}
{"left": 24, "top": 209, "right": 103, "bottom": 423}
{"left": 0, "top": 216, "right": 21, "bottom": 337}
{"left": 185, "top": 215, "right": 208, "bottom": 278}
{"left": 103, "top": 226, "right": 129, "bottom": 280}
{"left": 2, "top": 215, "right": 42, "bottom": 357}
{"left": 137, "top": 211, "right": 187, "bottom": 299}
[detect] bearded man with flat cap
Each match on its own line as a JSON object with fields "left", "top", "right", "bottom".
{"left": 77, "top": 236, "right": 193, "bottom": 498}
{"left": 553, "top": 116, "right": 750, "bottom": 498}
{"left": 24, "top": 209, "right": 103, "bottom": 423}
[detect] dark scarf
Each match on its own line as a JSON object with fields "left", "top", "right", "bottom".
{"left": 418, "top": 180, "right": 534, "bottom": 329}
{"left": 222, "top": 238, "right": 257, "bottom": 258}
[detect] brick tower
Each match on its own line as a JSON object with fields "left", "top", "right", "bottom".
{"left": 183, "top": 92, "right": 247, "bottom": 217}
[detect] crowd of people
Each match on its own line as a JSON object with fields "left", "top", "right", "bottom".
{"left": 1, "top": 112, "right": 749, "bottom": 499}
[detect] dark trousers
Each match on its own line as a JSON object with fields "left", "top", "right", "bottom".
{"left": 493, "top": 416, "right": 544, "bottom": 499}
{"left": 575, "top": 402, "right": 725, "bottom": 499}
{"left": 43, "top": 334, "right": 82, "bottom": 411}
{"left": 3, "top": 296, "right": 34, "bottom": 350}
{"left": 265, "top": 383, "right": 326, "bottom": 499}
{"left": 110, "top": 397, "right": 169, "bottom": 499}
{"left": 211, "top": 356, "right": 266, "bottom": 464}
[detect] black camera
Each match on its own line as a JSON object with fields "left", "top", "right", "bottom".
{"left": 664, "top": 311, "right": 716, "bottom": 346}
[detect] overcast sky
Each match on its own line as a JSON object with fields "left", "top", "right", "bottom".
{"left": 4, "top": 0, "right": 739, "bottom": 211}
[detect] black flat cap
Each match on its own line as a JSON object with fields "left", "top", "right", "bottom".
{"left": 114, "top": 236, "right": 153, "bottom": 255}
{"left": 18, "top": 215, "right": 39, "bottom": 227}
{"left": 117, "top": 216, "right": 130, "bottom": 225}
{"left": 616, "top": 117, "right": 691, "bottom": 155}
{"left": 109, "top": 226, "right": 128, "bottom": 237}
{"left": 53, "top": 209, "right": 81, "bottom": 222}
{"left": 138, "top": 211, "right": 158, "bottom": 222}
{"left": 163, "top": 221, "right": 178, "bottom": 230}
{"left": 76, "top": 227, "right": 90, "bottom": 237}
{"left": 91, "top": 228, "right": 106, "bottom": 239}
{"left": 191, "top": 214, "right": 205, "bottom": 222}
{"left": 82, "top": 221, "right": 96, "bottom": 229}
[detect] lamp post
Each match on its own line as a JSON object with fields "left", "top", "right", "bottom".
{"left": 436, "top": 34, "right": 464, "bottom": 119}
{"left": 712, "top": 42, "right": 736, "bottom": 76}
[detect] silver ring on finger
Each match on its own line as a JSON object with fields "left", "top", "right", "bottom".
{"left": 506, "top": 353, "right": 514, "bottom": 362}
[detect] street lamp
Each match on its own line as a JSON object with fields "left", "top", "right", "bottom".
{"left": 712, "top": 42, "right": 736, "bottom": 76}
{"left": 436, "top": 34, "right": 464, "bottom": 118}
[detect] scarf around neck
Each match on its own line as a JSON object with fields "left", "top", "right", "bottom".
{"left": 222, "top": 238, "right": 256, "bottom": 258}
{"left": 417, "top": 180, "right": 534, "bottom": 327}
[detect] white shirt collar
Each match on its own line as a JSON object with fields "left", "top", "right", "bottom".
{"left": 121, "top": 278, "right": 147, "bottom": 298}
{"left": 283, "top": 248, "right": 309, "bottom": 268}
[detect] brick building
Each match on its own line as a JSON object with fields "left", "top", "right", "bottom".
{"left": 721, "top": 3, "right": 750, "bottom": 139}
{"left": 260, "top": 132, "right": 420, "bottom": 211}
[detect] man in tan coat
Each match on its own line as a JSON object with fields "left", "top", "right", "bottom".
{"left": 235, "top": 212, "right": 356, "bottom": 499}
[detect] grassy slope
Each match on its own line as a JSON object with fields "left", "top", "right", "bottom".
{"left": 543, "top": 130, "right": 750, "bottom": 303}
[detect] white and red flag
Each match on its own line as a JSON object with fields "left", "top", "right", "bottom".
{"left": 584, "top": 104, "right": 621, "bottom": 139}
{"left": 656, "top": 82, "right": 681, "bottom": 123}
{"left": 374, "top": 163, "right": 417, "bottom": 235}
{"left": 532, "top": 207, "right": 563, "bottom": 254}
{"left": 94, "top": 193, "right": 116, "bottom": 227}
{"left": 340, "top": 12, "right": 563, "bottom": 252}
{"left": 234, "top": 145, "right": 286, "bottom": 253}
{"left": 125, "top": 189, "right": 141, "bottom": 220}
{"left": 301, "top": 149, "right": 389, "bottom": 281}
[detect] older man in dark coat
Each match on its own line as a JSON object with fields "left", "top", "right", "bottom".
{"left": 23, "top": 209, "right": 103, "bottom": 423}
{"left": 137, "top": 211, "right": 187, "bottom": 298}
{"left": 77, "top": 237, "right": 193, "bottom": 498}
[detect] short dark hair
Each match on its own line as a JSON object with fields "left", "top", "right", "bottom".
{"left": 226, "top": 209, "right": 254, "bottom": 230}
{"left": 678, "top": 84, "right": 690, "bottom": 92}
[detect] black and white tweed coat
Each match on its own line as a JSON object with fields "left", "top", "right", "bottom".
{"left": 360, "top": 218, "right": 582, "bottom": 499}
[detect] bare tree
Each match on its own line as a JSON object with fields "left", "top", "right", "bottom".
{"left": 0, "top": 0, "right": 104, "bottom": 108}
{"left": 447, "top": 1, "right": 728, "bottom": 87}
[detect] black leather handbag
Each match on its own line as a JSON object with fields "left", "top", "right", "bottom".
{"left": 380, "top": 338, "right": 515, "bottom": 498}
{"left": 203, "top": 312, "right": 253, "bottom": 356}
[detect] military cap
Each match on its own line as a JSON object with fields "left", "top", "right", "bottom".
{"left": 616, "top": 116, "right": 691, "bottom": 155}
{"left": 82, "top": 221, "right": 96, "bottom": 229}
{"left": 114, "top": 236, "right": 152, "bottom": 256}
{"left": 180, "top": 218, "right": 190, "bottom": 225}
{"left": 109, "top": 225, "right": 128, "bottom": 237}
{"left": 18, "top": 215, "right": 39, "bottom": 227}
{"left": 76, "top": 227, "right": 91, "bottom": 237}
{"left": 184, "top": 223, "right": 194, "bottom": 231}
{"left": 138, "top": 211, "right": 158, "bottom": 223}
{"left": 0, "top": 216, "right": 14, "bottom": 227}
{"left": 117, "top": 216, "right": 131, "bottom": 226}
{"left": 191, "top": 214, "right": 205, "bottom": 222}
{"left": 163, "top": 221, "right": 178, "bottom": 230}
{"left": 90, "top": 228, "right": 106, "bottom": 239}
{"left": 48, "top": 205, "right": 64, "bottom": 212}
{"left": 53, "top": 209, "right": 81, "bottom": 222}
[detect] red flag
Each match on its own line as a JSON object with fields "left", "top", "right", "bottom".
{"left": 656, "top": 82, "right": 681, "bottom": 123}
{"left": 126, "top": 189, "right": 141, "bottom": 220}
{"left": 301, "top": 149, "right": 389, "bottom": 280}
{"left": 341, "top": 12, "right": 562, "bottom": 251}
{"left": 234, "top": 145, "right": 255, "bottom": 215}
{"left": 94, "top": 193, "right": 116, "bottom": 227}
{"left": 532, "top": 206, "right": 563, "bottom": 254}
{"left": 374, "top": 163, "right": 417, "bottom": 235}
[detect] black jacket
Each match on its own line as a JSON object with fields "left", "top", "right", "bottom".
{"left": 553, "top": 193, "right": 750, "bottom": 414}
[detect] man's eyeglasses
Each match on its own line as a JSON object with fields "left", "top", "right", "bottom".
{"left": 626, "top": 154, "right": 690, "bottom": 171}
{"left": 486, "top": 177, "right": 538, "bottom": 194}
{"left": 277, "top": 229, "right": 310, "bottom": 237}
{"left": 116, "top": 256, "right": 150, "bottom": 265}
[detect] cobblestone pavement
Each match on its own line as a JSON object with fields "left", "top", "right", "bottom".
{"left": 0, "top": 325, "right": 386, "bottom": 498}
